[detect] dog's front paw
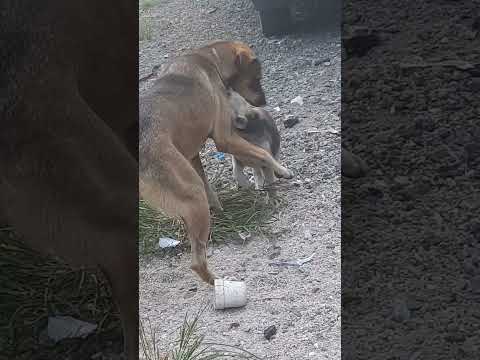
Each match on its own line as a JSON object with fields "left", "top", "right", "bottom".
{"left": 276, "top": 168, "right": 294, "bottom": 179}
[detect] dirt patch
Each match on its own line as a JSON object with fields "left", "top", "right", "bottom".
{"left": 342, "top": 0, "right": 480, "bottom": 358}
{"left": 139, "top": 0, "right": 340, "bottom": 359}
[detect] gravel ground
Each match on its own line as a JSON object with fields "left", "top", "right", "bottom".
{"left": 139, "top": 1, "right": 340, "bottom": 359}
{"left": 342, "top": 1, "right": 480, "bottom": 358}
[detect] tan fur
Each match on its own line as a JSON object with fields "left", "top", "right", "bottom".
{"left": 139, "top": 41, "right": 293, "bottom": 284}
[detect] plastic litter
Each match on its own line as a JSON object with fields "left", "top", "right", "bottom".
{"left": 158, "top": 237, "right": 180, "bottom": 248}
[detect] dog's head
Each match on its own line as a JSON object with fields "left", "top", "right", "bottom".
{"left": 206, "top": 41, "right": 266, "bottom": 106}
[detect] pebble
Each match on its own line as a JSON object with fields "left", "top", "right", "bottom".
{"left": 392, "top": 298, "right": 410, "bottom": 322}
{"left": 313, "top": 58, "right": 330, "bottom": 66}
{"left": 283, "top": 116, "right": 300, "bottom": 128}
{"left": 304, "top": 229, "right": 312, "bottom": 240}
{"left": 470, "top": 275, "right": 480, "bottom": 293}
{"left": 263, "top": 325, "right": 277, "bottom": 340}
{"left": 464, "top": 258, "right": 475, "bottom": 275}
{"left": 290, "top": 96, "right": 304, "bottom": 106}
{"left": 268, "top": 250, "right": 281, "bottom": 259}
{"left": 470, "top": 77, "right": 480, "bottom": 91}
{"left": 229, "top": 322, "right": 240, "bottom": 330}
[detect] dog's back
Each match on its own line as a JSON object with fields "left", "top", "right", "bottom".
{"left": 140, "top": 53, "right": 233, "bottom": 163}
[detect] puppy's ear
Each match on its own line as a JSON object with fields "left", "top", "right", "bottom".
{"left": 233, "top": 116, "right": 248, "bottom": 130}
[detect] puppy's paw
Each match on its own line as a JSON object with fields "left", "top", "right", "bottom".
{"left": 236, "top": 180, "right": 252, "bottom": 189}
{"left": 210, "top": 204, "right": 224, "bottom": 213}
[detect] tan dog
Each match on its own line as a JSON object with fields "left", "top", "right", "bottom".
{"left": 139, "top": 41, "right": 293, "bottom": 285}
{"left": 227, "top": 89, "right": 281, "bottom": 192}
{"left": 2, "top": 2, "right": 138, "bottom": 359}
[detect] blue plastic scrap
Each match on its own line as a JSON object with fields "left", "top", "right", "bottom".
{"left": 212, "top": 152, "right": 225, "bottom": 160}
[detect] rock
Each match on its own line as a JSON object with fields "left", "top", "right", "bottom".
{"left": 290, "top": 96, "right": 304, "bottom": 106}
{"left": 268, "top": 250, "right": 281, "bottom": 259}
{"left": 473, "top": 17, "right": 480, "bottom": 31}
{"left": 464, "top": 258, "right": 475, "bottom": 275}
{"left": 283, "top": 116, "right": 300, "bottom": 129}
{"left": 313, "top": 58, "right": 330, "bottom": 66}
{"left": 394, "top": 176, "right": 410, "bottom": 186}
{"left": 230, "top": 322, "right": 240, "bottom": 329}
{"left": 470, "top": 275, "right": 480, "bottom": 293}
{"left": 461, "top": 336, "right": 479, "bottom": 356}
{"left": 263, "top": 325, "right": 277, "bottom": 340}
{"left": 312, "top": 58, "right": 330, "bottom": 66}
{"left": 445, "top": 331, "right": 466, "bottom": 343}
{"left": 392, "top": 298, "right": 411, "bottom": 322}
{"left": 470, "top": 78, "right": 480, "bottom": 91}
{"left": 304, "top": 229, "right": 312, "bottom": 240}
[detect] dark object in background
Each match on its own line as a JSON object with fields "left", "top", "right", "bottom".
{"left": 343, "top": 26, "right": 380, "bottom": 58}
{"left": 250, "top": 0, "right": 339, "bottom": 36}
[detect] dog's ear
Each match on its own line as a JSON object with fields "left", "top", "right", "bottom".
{"left": 235, "top": 49, "right": 255, "bottom": 67}
{"left": 233, "top": 116, "right": 248, "bottom": 130}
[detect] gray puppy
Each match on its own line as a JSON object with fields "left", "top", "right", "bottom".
{"left": 227, "top": 89, "right": 283, "bottom": 191}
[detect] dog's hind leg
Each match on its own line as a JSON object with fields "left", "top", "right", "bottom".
{"left": 191, "top": 154, "right": 223, "bottom": 212}
{"left": 139, "top": 141, "right": 216, "bottom": 285}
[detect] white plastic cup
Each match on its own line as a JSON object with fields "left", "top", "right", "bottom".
{"left": 214, "top": 279, "right": 247, "bottom": 310}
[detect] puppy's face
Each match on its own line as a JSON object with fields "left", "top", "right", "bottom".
{"left": 228, "top": 90, "right": 280, "bottom": 166}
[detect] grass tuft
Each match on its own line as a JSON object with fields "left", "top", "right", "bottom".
{"left": 139, "top": 181, "right": 282, "bottom": 256}
{"left": 139, "top": 15, "right": 153, "bottom": 42}
{"left": 140, "top": 308, "right": 261, "bottom": 360}
{"left": 0, "top": 228, "right": 119, "bottom": 358}
{"left": 140, "top": 0, "right": 160, "bottom": 11}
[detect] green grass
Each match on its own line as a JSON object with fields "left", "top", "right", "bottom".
{"left": 140, "top": 0, "right": 160, "bottom": 11}
{"left": 139, "top": 181, "right": 282, "bottom": 256}
{"left": 0, "top": 228, "right": 119, "bottom": 358}
{"left": 140, "top": 308, "right": 261, "bottom": 360}
{"left": 139, "top": 14, "right": 153, "bottom": 41}
{"left": 139, "top": 0, "right": 158, "bottom": 41}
